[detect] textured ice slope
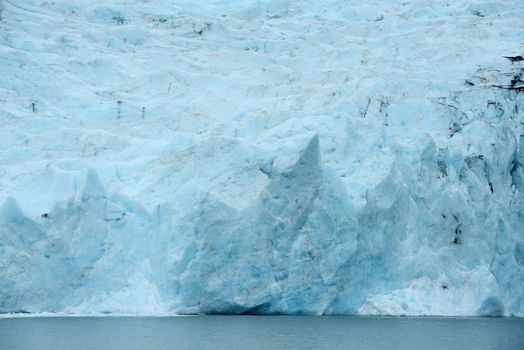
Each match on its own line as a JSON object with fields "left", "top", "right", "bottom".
{"left": 0, "top": 0, "right": 523, "bottom": 316}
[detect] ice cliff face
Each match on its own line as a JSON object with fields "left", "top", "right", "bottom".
{"left": 0, "top": 0, "right": 523, "bottom": 316}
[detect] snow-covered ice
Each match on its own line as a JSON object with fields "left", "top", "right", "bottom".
{"left": 0, "top": 0, "right": 523, "bottom": 316}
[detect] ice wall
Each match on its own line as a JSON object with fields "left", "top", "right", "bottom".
{"left": 0, "top": 0, "right": 523, "bottom": 316}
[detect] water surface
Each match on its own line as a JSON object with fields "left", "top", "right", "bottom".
{"left": 1, "top": 316, "right": 523, "bottom": 350}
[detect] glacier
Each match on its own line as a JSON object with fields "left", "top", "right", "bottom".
{"left": 0, "top": 0, "right": 523, "bottom": 316}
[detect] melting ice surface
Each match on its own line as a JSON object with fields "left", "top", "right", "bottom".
{"left": 0, "top": 0, "right": 523, "bottom": 316}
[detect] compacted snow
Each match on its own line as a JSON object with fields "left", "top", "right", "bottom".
{"left": 0, "top": 0, "right": 523, "bottom": 316}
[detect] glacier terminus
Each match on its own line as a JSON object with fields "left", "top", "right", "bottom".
{"left": 0, "top": 0, "right": 523, "bottom": 316}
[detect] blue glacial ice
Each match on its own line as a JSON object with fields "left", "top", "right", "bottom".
{"left": 0, "top": 0, "right": 523, "bottom": 316}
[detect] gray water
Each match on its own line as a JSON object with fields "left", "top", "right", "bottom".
{"left": 0, "top": 316, "right": 523, "bottom": 350}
